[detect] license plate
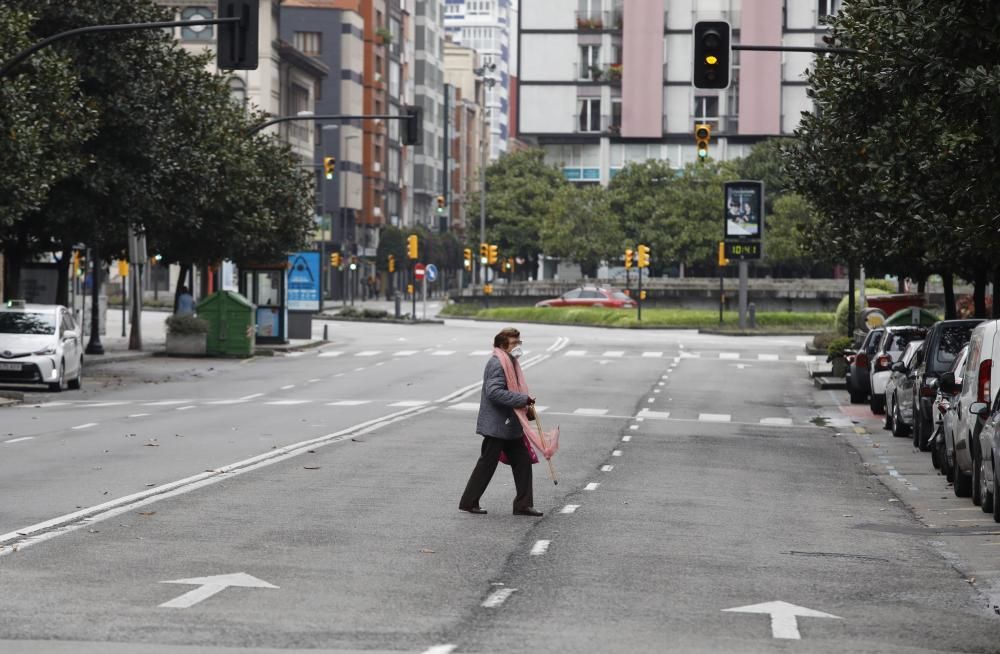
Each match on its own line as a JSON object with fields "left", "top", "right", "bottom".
{"left": 0, "top": 362, "right": 21, "bottom": 371}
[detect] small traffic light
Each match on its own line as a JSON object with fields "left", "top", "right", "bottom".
{"left": 695, "top": 124, "right": 711, "bottom": 160}
{"left": 488, "top": 244, "right": 498, "bottom": 265}
{"left": 436, "top": 195, "right": 445, "bottom": 214}
{"left": 388, "top": 254, "right": 395, "bottom": 273}
{"left": 693, "top": 21, "right": 731, "bottom": 89}
{"left": 407, "top": 234, "right": 419, "bottom": 260}
{"left": 463, "top": 248, "right": 472, "bottom": 270}
{"left": 217, "top": 0, "right": 260, "bottom": 70}
{"left": 484, "top": 284, "right": 493, "bottom": 295}
{"left": 349, "top": 256, "right": 358, "bottom": 271}
{"left": 624, "top": 248, "right": 633, "bottom": 269}
{"left": 718, "top": 241, "right": 729, "bottom": 267}
{"left": 640, "top": 290, "right": 647, "bottom": 300}
{"left": 480, "top": 243, "right": 489, "bottom": 264}
{"left": 330, "top": 252, "right": 341, "bottom": 267}
{"left": 72, "top": 251, "right": 81, "bottom": 277}
{"left": 505, "top": 258, "right": 515, "bottom": 273}
{"left": 403, "top": 105, "right": 423, "bottom": 146}
{"left": 323, "top": 156, "right": 336, "bottom": 179}
{"left": 637, "top": 244, "right": 650, "bottom": 268}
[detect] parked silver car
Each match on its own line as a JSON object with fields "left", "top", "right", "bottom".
{"left": 0, "top": 300, "right": 83, "bottom": 392}
{"left": 885, "top": 340, "right": 924, "bottom": 439}
{"left": 973, "top": 394, "right": 1000, "bottom": 521}
{"left": 869, "top": 326, "right": 926, "bottom": 414}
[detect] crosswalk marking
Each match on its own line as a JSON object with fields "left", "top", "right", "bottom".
{"left": 388, "top": 400, "right": 430, "bottom": 407}
{"left": 758, "top": 354, "right": 780, "bottom": 361}
{"left": 796, "top": 355, "right": 817, "bottom": 362}
{"left": 760, "top": 417, "right": 793, "bottom": 426}
{"left": 447, "top": 402, "right": 479, "bottom": 411}
{"left": 355, "top": 350, "right": 380, "bottom": 357}
{"left": 584, "top": 482, "right": 600, "bottom": 491}
{"left": 637, "top": 409, "right": 671, "bottom": 420}
{"left": 318, "top": 351, "right": 343, "bottom": 357}
{"left": 560, "top": 504, "right": 580, "bottom": 514}
{"left": 326, "top": 400, "right": 371, "bottom": 406}
{"left": 469, "top": 350, "right": 492, "bottom": 356}
{"left": 430, "top": 350, "right": 455, "bottom": 356}
{"left": 565, "top": 350, "right": 586, "bottom": 357}
{"left": 698, "top": 413, "right": 732, "bottom": 422}
{"left": 719, "top": 352, "right": 740, "bottom": 359}
{"left": 573, "top": 408, "right": 608, "bottom": 416}
{"left": 602, "top": 351, "right": 625, "bottom": 357}
{"left": 641, "top": 352, "right": 663, "bottom": 358}
{"left": 265, "top": 400, "right": 311, "bottom": 406}
{"left": 394, "top": 350, "right": 418, "bottom": 356}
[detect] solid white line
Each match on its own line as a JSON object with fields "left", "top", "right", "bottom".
{"left": 280, "top": 385, "right": 296, "bottom": 390}
{"left": 327, "top": 400, "right": 370, "bottom": 406}
{"left": 4, "top": 437, "right": 34, "bottom": 444}
{"left": 71, "top": 423, "right": 97, "bottom": 430}
{"left": 143, "top": 400, "right": 191, "bottom": 406}
{"left": 601, "top": 465, "right": 614, "bottom": 472}
{"left": 85, "top": 402, "right": 130, "bottom": 407}
{"left": 560, "top": 505, "right": 580, "bottom": 514}
{"left": 584, "top": 482, "right": 600, "bottom": 490}
{"left": 127, "top": 414, "right": 150, "bottom": 418}
{"left": 530, "top": 540, "right": 551, "bottom": 555}
{"left": 612, "top": 450, "right": 622, "bottom": 457}
{"left": 389, "top": 401, "right": 429, "bottom": 407}
{"left": 482, "top": 588, "right": 516, "bottom": 608}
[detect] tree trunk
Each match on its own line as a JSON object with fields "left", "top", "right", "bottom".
{"left": 942, "top": 270, "right": 957, "bottom": 320}
{"left": 3, "top": 243, "right": 22, "bottom": 302}
{"left": 917, "top": 276, "right": 926, "bottom": 295}
{"left": 847, "top": 260, "right": 856, "bottom": 338}
{"left": 897, "top": 274, "right": 905, "bottom": 293}
{"left": 174, "top": 262, "right": 192, "bottom": 313}
{"left": 973, "top": 267, "right": 987, "bottom": 318}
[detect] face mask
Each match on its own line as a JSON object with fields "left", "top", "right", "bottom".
{"left": 510, "top": 346, "right": 524, "bottom": 359}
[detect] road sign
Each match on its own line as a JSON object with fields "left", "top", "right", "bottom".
{"left": 414, "top": 263, "right": 425, "bottom": 280}
{"left": 425, "top": 263, "right": 438, "bottom": 283}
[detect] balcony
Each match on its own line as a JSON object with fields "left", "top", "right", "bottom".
{"left": 579, "top": 64, "right": 623, "bottom": 84}
{"left": 601, "top": 115, "right": 622, "bottom": 137}
{"left": 575, "top": 10, "right": 606, "bottom": 31}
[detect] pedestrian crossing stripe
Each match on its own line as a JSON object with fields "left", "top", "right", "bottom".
{"left": 758, "top": 354, "right": 780, "bottom": 361}
{"left": 388, "top": 400, "right": 430, "bottom": 407}
{"left": 265, "top": 400, "right": 311, "bottom": 405}
{"left": 318, "top": 351, "right": 343, "bottom": 357}
{"left": 393, "top": 350, "right": 418, "bottom": 356}
{"left": 698, "top": 413, "right": 731, "bottom": 422}
{"left": 573, "top": 408, "right": 609, "bottom": 416}
{"left": 641, "top": 352, "right": 663, "bottom": 358}
{"left": 719, "top": 352, "right": 740, "bottom": 359}
{"left": 602, "top": 351, "right": 625, "bottom": 357}
{"left": 326, "top": 400, "right": 371, "bottom": 406}
{"left": 430, "top": 350, "right": 455, "bottom": 356}
{"left": 355, "top": 350, "right": 380, "bottom": 357}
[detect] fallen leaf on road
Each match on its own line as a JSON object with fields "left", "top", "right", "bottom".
{"left": 304, "top": 466, "right": 320, "bottom": 470}
{"left": 138, "top": 512, "right": 156, "bottom": 516}
{"left": 420, "top": 548, "right": 435, "bottom": 554}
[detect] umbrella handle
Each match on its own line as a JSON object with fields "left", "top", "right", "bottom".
{"left": 534, "top": 413, "right": 558, "bottom": 485}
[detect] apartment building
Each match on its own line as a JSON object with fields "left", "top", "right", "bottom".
{"left": 412, "top": 0, "right": 446, "bottom": 229}
{"left": 443, "top": 42, "right": 489, "bottom": 234}
{"left": 443, "top": 0, "right": 512, "bottom": 160}
{"left": 518, "top": 0, "right": 842, "bottom": 185}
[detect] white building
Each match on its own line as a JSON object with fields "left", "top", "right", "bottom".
{"left": 444, "top": 0, "right": 512, "bottom": 160}
{"left": 518, "top": 0, "right": 843, "bottom": 185}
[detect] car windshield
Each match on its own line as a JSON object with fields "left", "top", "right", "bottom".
{"left": 0, "top": 311, "right": 56, "bottom": 335}
{"left": 886, "top": 328, "right": 926, "bottom": 356}
{"left": 934, "top": 324, "right": 978, "bottom": 369}
{"left": 611, "top": 292, "right": 631, "bottom": 301}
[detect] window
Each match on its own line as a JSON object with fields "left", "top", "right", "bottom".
{"left": 181, "top": 7, "right": 214, "bottom": 41}
{"left": 578, "top": 0, "right": 601, "bottom": 19}
{"left": 694, "top": 95, "right": 719, "bottom": 120}
{"left": 228, "top": 76, "right": 247, "bottom": 109}
{"left": 580, "top": 45, "right": 600, "bottom": 79}
{"left": 578, "top": 98, "right": 600, "bottom": 132}
{"left": 611, "top": 99, "right": 622, "bottom": 130}
{"left": 294, "top": 31, "right": 322, "bottom": 56}
{"left": 818, "top": 0, "right": 842, "bottom": 18}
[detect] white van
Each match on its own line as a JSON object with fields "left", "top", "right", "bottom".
{"left": 952, "top": 319, "right": 1000, "bottom": 501}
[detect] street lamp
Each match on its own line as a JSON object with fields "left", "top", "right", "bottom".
{"left": 474, "top": 63, "right": 497, "bottom": 287}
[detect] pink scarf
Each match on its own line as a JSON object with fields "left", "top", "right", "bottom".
{"left": 493, "top": 347, "right": 560, "bottom": 461}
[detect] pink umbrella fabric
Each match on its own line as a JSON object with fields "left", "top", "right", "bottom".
{"left": 493, "top": 346, "right": 559, "bottom": 463}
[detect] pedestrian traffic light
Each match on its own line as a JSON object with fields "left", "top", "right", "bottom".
{"left": 217, "top": 0, "right": 260, "bottom": 70}
{"left": 388, "top": 254, "right": 395, "bottom": 273}
{"left": 480, "top": 243, "right": 489, "bottom": 264}
{"left": 330, "top": 252, "right": 341, "bottom": 267}
{"left": 624, "top": 248, "right": 633, "bottom": 269}
{"left": 718, "top": 241, "right": 729, "bottom": 267}
{"left": 488, "top": 244, "right": 498, "bottom": 265}
{"left": 637, "top": 244, "right": 650, "bottom": 268}
{"left": 407, "top": 234, "right": 419, "bottom": 259}
{"left": 436, "top": 195, "right": 446, "bottom": 214}
{"left": 695, "top": 124, "right": 711, "bottom": 160}
{"left": 403, "top": 105, "right": 423, "bottom": 146}
{"left": 693, "top": 21, "right": 731, "bottom": 89}
{"left": 323, "top": 156, "right": 336, "bottom": 180}
{"left": 463, "top": 248, "right": 472, "bottom": 270}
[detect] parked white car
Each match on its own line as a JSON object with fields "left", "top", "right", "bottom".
{"left": 0, "top": 301, "right": 83, "bottom": 392}
{"left": 869, "top": 326, "right": 927, "bottom": 414}
{"left": 951, "top": 319, "right": 1000, "bottom": 501}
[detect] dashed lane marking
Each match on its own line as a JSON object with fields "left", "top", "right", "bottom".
{"left": 758, "top": 354, "right": 780, "bottom": 361}
{"left": 622, "top": 435, "right": 632, "bottom": 441}
{"left": 388, "top": 401, "right": 430, "bottom": 407}
{"left": 760, "top": 417, "right": 794, "bottom": 426}
{"left": 482, "top": 588, "right": 517, "bottom": 608}
{"left": 430, "top": 350, "right": 456, "bottom": 356}
{"left": 265, "top": 400, "right": 312, "bottom": 406}
{"left": 612, "top": 450, "right": 622, "bottom": 457}
{"left": 71, "top": 423, "right": 97, "bottom": 430}
{"left": 602, "top": 351, "right": 625, "bottom": 357}
{"left": 318, "top": 351, "right": 343, "bottom": 357}
{"left": 560, "top": 505, "right": 580, "bottom": 514}
{"left": 355, "top": 351, "right": 380, "bottom": 357}
{"left": 720, "top": 352, "right": 740, "bottom": 359}
{"left": 601, "top": 465, "right": 614, "bottom": 472}
{"left": 642, "top": 352, "right": 663, "bottom": 358}
{"left": 175, "top": 406, "right": 197, "bottom": 411}
{"left": 280, "top": 385, "right": 296, "bottom": 390}
{"left": 530, "top": 540, "right": 551, "bottom": 556}
{"left": 393, "top": 350, "right": 418, "bottom": 356}
{"left": 128, "top": 414, "right": 150, "bottom": 418}
{"left": 4, "top": 437, "right": 34, "bottom": 444}
{"left": 143, "top": 400, "right": 192, "bottom": 406}
{"left": 326, "top": 400, "right": 371, "bottom": 406}
{"left": 584, "top": 482, "right": 600, "bottom": 490}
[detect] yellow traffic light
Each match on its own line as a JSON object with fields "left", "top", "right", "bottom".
{"left": 463, "top": 248, "right": 472, "bottom": 270}
{"left": 640, "top": 290, "right": 647, "bottom": 300}
{"left": 488, "top": 244, "right": 498, "bottom": 265}
{"left": 388, "top": 254, "right": 395, "bottom": 273}
{"left": 480, "top": 243, "right": 489, "bottom": 264}
{"left": 637, "top": 244, "right": 650, "bottom": 268}
{"left": 484, "top": 283, "right": 493, "bottom": 295}
{"left": 407, "top": 234, "right": 419, "bottom": 260}
{"left": 718, "top": 241, "right": 729, "bottom": 267}
{"left": 695, "top": 124, "right": 711, "bottom": 160}
{"left": 436, "top": 195, "right": 446, "bottom": 214}
{"left": 504, "top": 258, "right": 514, "bottom": 273}
{"left": 624, "top": 248, "right": 633, "bottom": 269}
{"left": 323, "top": 156, "right": 336, "bottom": 179}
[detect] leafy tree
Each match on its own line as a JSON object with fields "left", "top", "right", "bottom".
{"left": 606, "top": 159, "right": 674, "bottom": 247}
{"left": 542, "top": 185, "right": 619, "bottom": 278}
{"left": 649, "top": 161, "right": 725, "bottom": 276}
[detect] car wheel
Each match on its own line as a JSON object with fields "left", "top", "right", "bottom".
{"left": 869, "top": 393, "right": 885, "bottom": 415}
{"left": 68, "top": 357, "right": 82, "bottom": 390}
{"left": 942, "top": 439, "right": 954, "bottom": 482}
{"left": 972, "top": 446, "right": 983, "bottom": 506}
{"left": 982, "top": 453, "right": 995, "bottom": 513}
{"left": 891, "top": 404, "right": 910, "bottom": 438}
{"left": 931, "top": 438, "right": 941, "bottom": 470}
{"left": 47, "top": 361, "right": 66, "bottom": 393}
{"left": 917, "top": 417, "right": 932, "bottom": 452}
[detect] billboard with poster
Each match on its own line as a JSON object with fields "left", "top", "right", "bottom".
{"left": 724, "top": 180, "right": 764, "bottom": 240}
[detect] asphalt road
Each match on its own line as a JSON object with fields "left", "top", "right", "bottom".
{"left": 2, "top": 319, "right": 999, "bottom": 653}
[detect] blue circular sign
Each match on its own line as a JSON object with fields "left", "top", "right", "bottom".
{"left": 425, "top": 263, "right": 438, "bottom": 283}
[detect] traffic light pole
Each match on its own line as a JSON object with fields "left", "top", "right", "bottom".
{"left": 637, "top": 268, "right": 643, "bottom": 322}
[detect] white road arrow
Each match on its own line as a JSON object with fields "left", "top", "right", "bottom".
{"left": 159, "top": 572, "right": 278, "bottom": 609}
{"left": 722, "top": 601, "right": 842, "bottom": 639}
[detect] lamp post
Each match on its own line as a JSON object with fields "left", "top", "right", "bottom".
{"left": 473, "top": 63, "right": 496, "bottom": 287}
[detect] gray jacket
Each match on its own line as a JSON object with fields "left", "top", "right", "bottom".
{"left": 476, "top": 354, "right": 530, "bottom": 440}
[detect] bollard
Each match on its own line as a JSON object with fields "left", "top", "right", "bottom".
{"left": 394, "top": 293, "right": 401, "bottom": 320}
{"left": 323, "top": 324, "right": 328, "bottom": 341}
{"left": 748, "top": 302, "right": 757, "bottom": 329}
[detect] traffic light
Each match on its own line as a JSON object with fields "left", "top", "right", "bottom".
{"left": 695, "top": 124, "right": 711, "bottom": 160}
{"left": 388, "top": 254, "right": 395, "bottom": 273}
{"left": 323, "top": 156, "right": 336, "bottom": 180}
{"left": 436, "top": 195, "right": 446, "bottom": 214}
{"left": 624, "top": 248, "right": 633, "bottom": 269}
{"left": 403, "top": 105, "right": 423, "bottom": 146}
{"left": 72, "top": 251, "right": 81, "bottom": 277}
{"left": 479, "top": 243, "right": 489, "bottom": 264}
{"left": 330, "top": 252, "right": 341, "bottom": 268}
{"left": 637, "top": 244, "right": 650, "bottom": 268}
{"left": 407, "top": 234, "right": 419, "bottom": 260}
{"left": 693, "top": 21, "right": 731, "bottom": 89}
{"left": 217, "top": 0, "right": 260, "bottom": 70}
{"left": 488, "top": 244, "right": 498, "bottom": 265}
{"left": 463, "top": 248, "right": 472, "bottom": 270}
{"left": 349, "top": 256, "right": 358, "bottom": 271}
{"left": 718, "top": 241, "right": 729, "bottom": 267}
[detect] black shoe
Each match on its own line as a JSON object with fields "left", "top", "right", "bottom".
{"left": 460, "top": 506, "right": 487, "bottom": 514}
{"left": 513, "top": 507, "right": 543, "bottom": 517}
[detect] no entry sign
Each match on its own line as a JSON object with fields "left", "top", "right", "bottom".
{"left": 414, "top": 263, "right": 425, "bottom": 280}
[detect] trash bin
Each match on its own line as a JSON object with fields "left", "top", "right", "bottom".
{"left": 196, "top": 290, "right": 256, "bottom": 357}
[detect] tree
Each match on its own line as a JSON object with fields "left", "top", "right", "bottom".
{"left": 649, "top": 161, "right": 725, "bottom": 277}
{"left": 542, "top": 185, "right": 619, "bottom": 278}
{"left": 606, "top": 159, "right": 674, "bottom": 247}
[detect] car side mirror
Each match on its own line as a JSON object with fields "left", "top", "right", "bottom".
{"left": 970, "top": 402, "right": 990, "bottom": 418}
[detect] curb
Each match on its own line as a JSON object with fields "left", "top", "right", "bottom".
{"left": 0, "top": 390, "right": 24, "bottom": 407}
{"left": 813, "top": 376, "right": 847, "bottom": 390}
{"left": 317, "top": 314, "right": 445, "bottom": 325}
{"left": 442, "top": 315, "right": 821, "bottom": 334}
{"left": 255, "top": 339, "right": 329, "bottom": 355}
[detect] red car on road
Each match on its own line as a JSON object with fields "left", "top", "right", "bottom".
{"left": 535, "top": 287, "right": 636, "bottom": 309}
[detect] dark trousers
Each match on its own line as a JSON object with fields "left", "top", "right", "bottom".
{"left": 460, "top": 436, "right": 534, "bottom": 512}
